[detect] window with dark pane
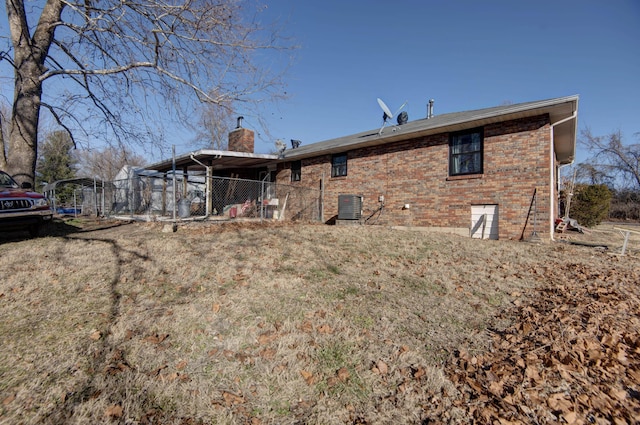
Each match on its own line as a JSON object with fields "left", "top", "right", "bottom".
{"left": 331, "top": 153, "right": 348, "bottom": 177}
{"left": 291, "top": 160, "right": 301, "bottom": 182}
{"left": 450, "top": 128, "right": 483, "bottom": 176}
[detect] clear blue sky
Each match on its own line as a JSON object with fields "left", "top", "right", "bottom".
{"left": 1, "top": 1, "right": 638, "bottom": 165}
{"left": 238, "top": 0, "right": 639, "bottom": 164}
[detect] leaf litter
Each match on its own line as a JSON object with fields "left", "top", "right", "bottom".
{"left": 447, "top": 261, "right": 640, "bottom": 425}
{"left": 0, "top": 220, "right": 638, "bottom": 424}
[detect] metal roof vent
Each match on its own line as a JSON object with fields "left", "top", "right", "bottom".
{"left": 338, "top": 194, "right": 363, "bottom": 220}
{"left": 427, "top": 99, "right": 434, "bottom": 119}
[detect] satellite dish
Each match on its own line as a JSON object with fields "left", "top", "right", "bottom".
{"left": 377, "top": 98, "right": 408, "bottom": 135}
{"left": 377, "top": 98, "right": 393, "bottom": 121}
{"left": 397, "top": 111, "right": 408, "bottom": 125}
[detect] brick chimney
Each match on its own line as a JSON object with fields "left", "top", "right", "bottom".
{"left": 228, "top": 116, "right": 254, "bottom": 153}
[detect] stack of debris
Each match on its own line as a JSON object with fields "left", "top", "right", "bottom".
{"left": 555, "top": 217, "right": 586, "bottom": 234}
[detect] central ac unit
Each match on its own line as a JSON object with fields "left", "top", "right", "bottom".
{"left": 338, "top": 194, "right": 363, "bottom": 220}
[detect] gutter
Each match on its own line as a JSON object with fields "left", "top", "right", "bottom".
{"left": 549, "top": 111, "right": 577, "bottom": 241}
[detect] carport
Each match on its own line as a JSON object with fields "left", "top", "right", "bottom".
{"left": 145, "top": 149, "right": 279, "bottom": 216}
{"left": 42, "top": 177, "right": 104, "bottom": 216}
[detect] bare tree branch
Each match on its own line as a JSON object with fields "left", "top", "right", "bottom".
{"left": 579, "top": 128, "right": 640, "bottom": 190}
{"left": 39, "top": 101, "right": 80, "bottom": 149}
{"left": 2, "top": 0, "right": 294, "bottom": 184}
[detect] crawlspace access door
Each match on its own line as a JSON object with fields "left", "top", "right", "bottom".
{"left": 470, "top": 204, "right": 499, "bottom": 240}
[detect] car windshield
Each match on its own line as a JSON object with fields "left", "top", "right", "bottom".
{"left": 0, "top": 171, "right": 19, "bottom": 188}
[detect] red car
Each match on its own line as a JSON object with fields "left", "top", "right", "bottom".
{"left": 0, "top": 170, "right": 53, "bottom": 236}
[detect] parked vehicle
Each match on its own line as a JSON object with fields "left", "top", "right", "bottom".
{"left": 0, "top": 171, "right": 53, "bottom": 236}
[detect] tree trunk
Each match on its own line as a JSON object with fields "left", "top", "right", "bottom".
{"left": 0, "top": 111, "right": 7, "bottom": 170}
{"left": 6, "top": 0, "right": 64, "bottom": 186}
{"left": 8, "top": 62, "right": 41, "bottom": 185}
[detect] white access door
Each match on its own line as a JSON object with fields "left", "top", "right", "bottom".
{"left": 470, "top": 204, "right": 499, "bottom": 240}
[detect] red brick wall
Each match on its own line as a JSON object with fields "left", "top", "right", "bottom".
{"left": 228, "top": 128, "right": 255, "bottom": 153}
{"left": 277, "top": 115, "right": 553, "bottom": 240}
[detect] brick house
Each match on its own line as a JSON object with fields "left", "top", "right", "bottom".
{"left": 275, "top": 95, "right": 578, "bottom": 241}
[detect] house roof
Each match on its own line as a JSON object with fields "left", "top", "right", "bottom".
{"left": 146, "top": 149, "right": 278, "bottom": 173}
{"left": 145, "top": 95, "right": 578, "bottom": 174}
{"left": 281, "top": 95, "right": 579, "bottom": 165}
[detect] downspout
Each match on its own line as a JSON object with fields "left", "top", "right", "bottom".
{"left": 172, "top": 146, "right": 177, "bottom": 225}
{"left": 94, "top": 178, "right": 98, "bottom": 217}
{"left": 549, "top": 112, "right": 577, "bottom": 241}
{"left": 190, "top": 154, "right": 211, "bottom": 218}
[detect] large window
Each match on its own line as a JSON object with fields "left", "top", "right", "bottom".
{"left": 331, "top": 153, "right": 348, "bottom": 177}
{"left": 291, "top": 160, "right": 301, "bottom": 182}
{"left": 450, "top": 128, "right": 483, "bottom": 176}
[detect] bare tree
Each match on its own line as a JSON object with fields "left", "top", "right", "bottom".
{"left": 191, "top": 96, "right": 235, "bottom": 150}
{"left": 580, "top": 129, "right": 640, "bottom": 190}
{"left": 1, "top": 0, "right": 292, "bottom": 185}
{"left": 571, "top": 162, "right": 614, "bottom": 187}
{"left": 76, "top": 145, "right": 147, "bottom": 182}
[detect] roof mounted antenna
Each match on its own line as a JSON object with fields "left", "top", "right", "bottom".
{"left": 377, "top": 98, "right": 407, "bottom": 135}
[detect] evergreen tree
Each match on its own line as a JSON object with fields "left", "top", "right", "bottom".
{"left": 36, "top": 131, "right": 77, "bottom": 205}
{"left": 571, "top": 184, "right": 612, "bottom": 228}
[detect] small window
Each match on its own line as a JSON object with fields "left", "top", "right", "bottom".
{"left": 450, "top": 128, "right": 483, "bottom": 176}
{"left": 291, "top": 160, "right": 301, "bottom": 182}
{"left": 331, "top": 153, "right": 347, "bottom": 177}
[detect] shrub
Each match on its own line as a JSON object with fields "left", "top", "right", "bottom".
{"left": 570, "top": 184, "right": 612, "bottom": 227}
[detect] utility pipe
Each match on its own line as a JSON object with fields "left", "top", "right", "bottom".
{"left": 172, "top": 145, "right": 177, "bottom": 223}
{"left": 94, "top": 178, "right": 98, "bottom": 217}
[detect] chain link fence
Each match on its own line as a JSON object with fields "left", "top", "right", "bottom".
{"left": 85, "top": 173, "right": 322, "bottom": 222}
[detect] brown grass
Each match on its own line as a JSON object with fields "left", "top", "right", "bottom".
{"left": 0, "top": 219, "right": 638, "bottom": 424}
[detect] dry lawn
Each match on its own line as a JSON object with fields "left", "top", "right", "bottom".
{"left": 0, "top": 219, "right": 638, "bottom": 424}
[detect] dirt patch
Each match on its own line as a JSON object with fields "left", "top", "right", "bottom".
{"left": 0, "top": 220, "right": 638, "bottom": 424}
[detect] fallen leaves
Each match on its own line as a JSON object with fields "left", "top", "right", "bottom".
{"left": 447, "top": 262, "right": 640, "bottom": 423}
{"left": 143, "top": 333, "right": 169, "bottom": 344}
{"left": 300, "top": 370, "right": 316, "bottom": 385}
{"left": 104, "top": 404, "right": 123, "bottom": 419}
{"left": 143, "top": 333, "right": 171, "bottom": 351}
{"left": 337, "top": 366, "right": 350, "bottom": 382}
{"left": 257, "top": 332, "right": 277, "bottom": 345}
{"left": 317, "top": 324, "right": 333, "bottom": 334}
{"left": 221, "top": 391, "right": 245, "bottom": 406}
{"left": 2, "top": 394, "right": 15, "bottom": 406}
{"left": 104, "top": 349, "right": 131, "bottom": 375}
{"left": 371, "top": 360, "right": 388, "bottom": 375}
